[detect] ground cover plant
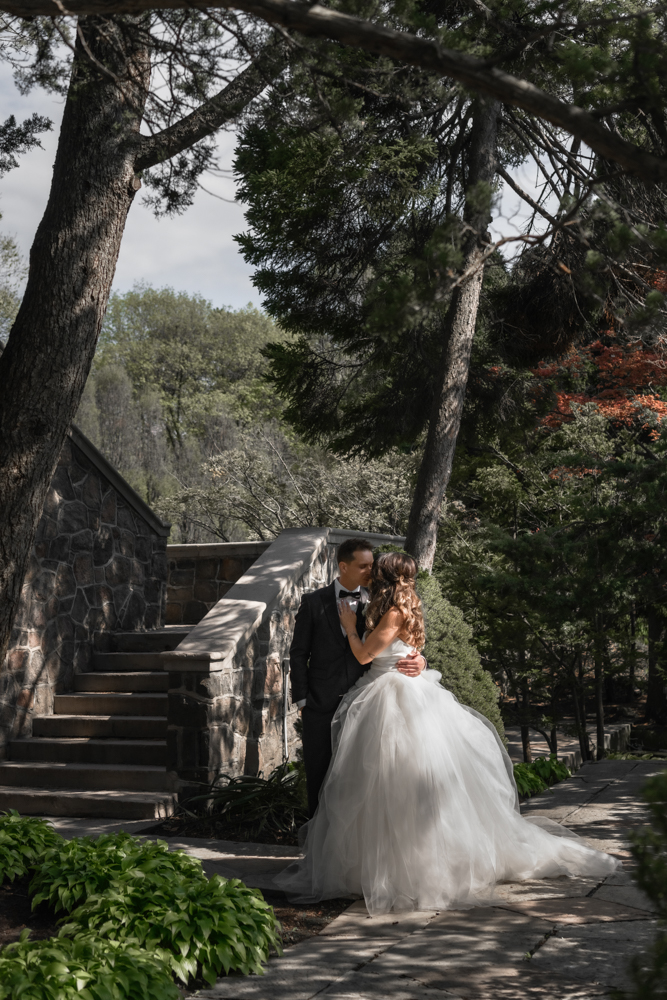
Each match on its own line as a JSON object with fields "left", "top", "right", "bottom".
{"left": 0, "top": 812, "right": 62, "bottom": 886}
{"left": 0, "top": 933, "right": 179, "bottom": 1000}
{"left": 59, "top": 872, "right": 282, "bottom": 984}
{"left": 30, "top": 831, "right": 203, "bottom": 914}
{"left": 513, "top": 756, "right": 571, "bottom": 799}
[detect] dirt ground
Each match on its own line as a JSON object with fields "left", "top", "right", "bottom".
{"left": 0, "top": 876, "right": 61, "bottom": 947}
{"left": 147, "top": 814, "right": 302, "bottom": 847}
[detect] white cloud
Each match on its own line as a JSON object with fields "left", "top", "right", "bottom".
{"left": 0, "top": 63, "right": 259, "bottom": 310}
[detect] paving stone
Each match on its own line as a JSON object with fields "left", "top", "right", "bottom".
{"left": 530, "top": 919, "right": 658, "bottom": 990}
{"left": 321, "top": 966, "right": 462, "bottom": 999}
{"left": 201, "top": 857, "right": 294, "bottom": 890}
{"left": 498, "top": 895, "right": 652, "bottom": 924}
{"left": 320, "top": 899, "right": 437, "bottom": 939}
{"left": 591, "top": 883, "right": 655, "bottom": 912}
{"left": 491, "top": 875, "right": 602, "bottom": 904}
{"left": 412, "top": 964, "right": 609, "bottom": 999}
{"left": 366, "top": 907, "right": 552, "bottom": 975}
{"left": 193, "top": 936, "right": 393, "bottom": 1000}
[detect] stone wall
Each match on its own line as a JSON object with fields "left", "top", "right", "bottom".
{"left": 161, "top": 528, "right": 405, "bottom": 795}
{"left": 1, "top": 425, "right": 170, "bottom": 753}
{"left": 166, "top": 543, "right": 270, "bottom": 625}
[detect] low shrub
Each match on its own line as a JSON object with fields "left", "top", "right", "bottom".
{"left": 59, "top": 873, "right": 282, "bottom": 984}
{"left": 30, "top": 831, "right": 202, "bottom": 914}
{"left": 0, "top": 811, "right": 62, "bottom": 885}
{"left": 615, "top": 769, "right": 667, "bottom": 999}
{"left": 415, "top": 572, "right": 506, "bottom": 741}
{"left": 514, "top": 756, "right": 571, "bottom": 798}
{"left": 0, "top": 932, "right": 179, "bottom": 1000}
{"left": 184, "top": 761, "right": 308, "bottom": 840}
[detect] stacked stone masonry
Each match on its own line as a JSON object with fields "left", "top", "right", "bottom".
{"left": 164, "top": 530, "right": 405, "bottom": 794}
{"left": 2, "top": 427, "right": 169, "bottom": 755}
{"left": 166, "top": 543, "right": 270, "bottom": 625}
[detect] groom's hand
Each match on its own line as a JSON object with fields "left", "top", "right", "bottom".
{"left": 396, "top": 651, "right": 426, "bottom": 677}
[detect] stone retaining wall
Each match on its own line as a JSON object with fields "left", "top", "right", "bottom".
{"left": 1, "top": 425, "right": 170, "bottom": 753}
{"left": 166, "top": 542, "right": 270, "bottom": 626}
{"left": 162, "top": 528, "right": 405, "bottom": 794}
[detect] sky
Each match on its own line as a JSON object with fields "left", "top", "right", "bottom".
{"left": 0, "top": 62, "right": 257, "bottom": 311}
{"left": 0, "top": 60, "right": 554, "bottom": 313}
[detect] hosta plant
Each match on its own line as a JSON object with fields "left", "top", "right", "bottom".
{"left": 0, "top": 811, "right": 63, "bottom": 885}
{"left": 31, "top": 831, "right": 203, "bottom": 913}
{"left": 59, "top": 873, "right": 282, "bottom": 984}
{"left": 513, "top": 756, "right": 571, "bottom": 799}
{"left": 0, "top": 931, "right": 179, "bottom": 1000}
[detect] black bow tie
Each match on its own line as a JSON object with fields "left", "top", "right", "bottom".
{"left": 339, "top": 589, "right": 361, "bottom": 600}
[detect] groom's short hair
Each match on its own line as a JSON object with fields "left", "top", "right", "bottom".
{"left": 337, "top": 537, "right": 373, "bottom": 565}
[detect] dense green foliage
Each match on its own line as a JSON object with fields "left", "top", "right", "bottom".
{"left": 513, "top": 757, "right": 571, "bottom": 798}
{"left": 0, "top": 811, "right": 63, "bottom": 885}
{"left": 617, "top": 770, "right": 667, "bottom": 999}
{"left": 60, "top": 873, "right": 281, "bottom": 984}
{"left": 30, "top": 832, "right": 203, "bottom": 914}
{"left": 184, "top": 761, "right": 308, "bottom": 839}
{"left": 0, "top": 933, "right": 179, "bottom": 1000}
{"left": 416, "top": 571, "right": 505, "bottom": 741}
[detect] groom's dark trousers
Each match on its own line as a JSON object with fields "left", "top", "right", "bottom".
{"left": 290, "top": 582, "right": 368, "bottom": 817}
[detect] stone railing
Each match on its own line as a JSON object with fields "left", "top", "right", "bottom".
{"left": 166, "top": 542, "right": 270, "bottom": 625}
{"left": 161, "top": 527, "right": 405, "bottom": 795}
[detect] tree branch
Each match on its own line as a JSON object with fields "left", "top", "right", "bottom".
{"left": 135, "top": 38, "right": 290, "bottom": 170}
{"left": 5, "top": 0, "right": 667, "bottom": 184}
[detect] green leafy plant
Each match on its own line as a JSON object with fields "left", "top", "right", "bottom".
{"left": 30, "top": 831, "right": 202, "bottom": 914}
{"left": 513, "top": 756, "right": 571, "bottom": 798}
{"left": 59, "top": 873, "right": 282, "bottom": 985}
{"left": 0, "top": 811, "right": 62, "bottom": 885}
{"left": 614, "top": 770, "right": 667, "bottom": 999}
{"left": 184, "top": 761, "right": 308, "bottom": 839}
{"left": 0, "top": 932, "right": 179, "bottom": 1000}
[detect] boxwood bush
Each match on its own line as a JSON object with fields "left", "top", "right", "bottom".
{"left": 0, "top": 933, "right": 179, "bottom": 1000}
{"left": 0, "top": 811, "right": 63, "bottom": 885}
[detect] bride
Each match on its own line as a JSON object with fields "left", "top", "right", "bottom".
{"left": 275, "top": 552, "right": 620, "bottom": 915}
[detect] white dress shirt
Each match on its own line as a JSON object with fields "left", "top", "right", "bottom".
{"left": 295, "top": 579, "right": 369, "bottom": 708}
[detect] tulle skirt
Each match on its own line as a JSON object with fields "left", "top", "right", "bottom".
{"left": 275, "top": 667, "right": 620, "bottom": 915}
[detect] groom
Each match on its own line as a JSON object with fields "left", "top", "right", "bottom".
{"left": 290, "top": 537, "right": 426, "bottom": 817}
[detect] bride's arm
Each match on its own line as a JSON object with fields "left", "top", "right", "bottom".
{"left": 340, "top": 607, "right": 404, "bottom": 664}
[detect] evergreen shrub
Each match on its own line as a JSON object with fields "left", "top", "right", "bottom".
{"left": 0, "top": 811, "right": 63, "bottom": 885}
{"left": 416, "top": 572, "right": 506, "bottom": 741}
{"left": 0, "top": 933, "right": 178, "bottom": 1000}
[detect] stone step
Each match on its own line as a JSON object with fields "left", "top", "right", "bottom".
{"left": 94, "top": 627, "right": 191, "bottom": 653}
{"left": 74, "top": 672, "right": 168, "bottom": 693}
{"left": 32, "top": 715, "right": 167, "bottom": 739}
{"left": 54, "top": 693, "right": 167, "bottom": 717}
{"left": 9, "top": 738, "right": 167, "bottom": 767}
{"left": 92, "top": 652, "right": 167, "bottom": 672}
{"left": 0, "top": 786, "right": 175, "bottom": 819}
{"left": 0, "top": 761, "right": 173, "bottom": 792}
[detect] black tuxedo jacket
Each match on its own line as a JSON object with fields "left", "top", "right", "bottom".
{"left": 289, "top": 582, "right": 369, "bottom": 714}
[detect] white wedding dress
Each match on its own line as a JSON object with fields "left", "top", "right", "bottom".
{"left": 275, "top": 638, "right": 620, "bottom": 915}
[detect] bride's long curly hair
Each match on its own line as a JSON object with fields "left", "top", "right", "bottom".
{"left": 365, "top": 552, "right": 425, "bottom": 649}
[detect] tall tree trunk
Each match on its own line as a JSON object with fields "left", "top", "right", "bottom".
{"left": 594, "top": 623, "right": 605, "bottom": 761}
{"left": 405, "top": 97, "right": 499, "bottom": 570}
{"left": 0, "top": 24, "right": 287, "bottom": 665}
{"left": 646, "top": 607, "right": 667, "bottom": 724}
{"left": 0, "top": 16, "right": 151, "bottom": 665}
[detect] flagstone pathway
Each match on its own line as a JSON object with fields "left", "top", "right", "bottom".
{"left": 184, "top": 759, "right": 663, "bottom": 1000}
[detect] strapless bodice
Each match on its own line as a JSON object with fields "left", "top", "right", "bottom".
{"left": 366, "top": 636, "right": 415, "bottom": 674}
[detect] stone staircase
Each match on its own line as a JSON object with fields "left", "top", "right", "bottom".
{"left": 0, "top": 627, "right": 189, "bottom": 819}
